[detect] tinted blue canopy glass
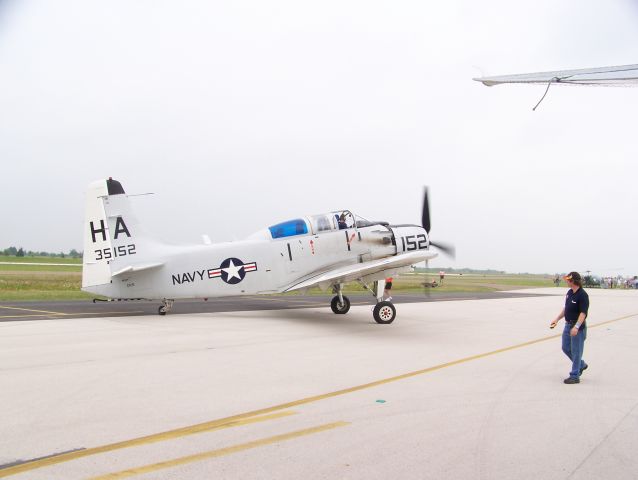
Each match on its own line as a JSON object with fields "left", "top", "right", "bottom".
{"left": 268, "top": 219, "right": 308, "bottom": 239}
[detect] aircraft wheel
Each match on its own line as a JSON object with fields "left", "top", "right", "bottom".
{"left": 158, "top": 306, "right": 167, "bottom": 316}
{"left": 373, "top": 301, "right": 396, "bottom": 324}
{"left": 330, "top": 295, "right": 350, "bottom": 314}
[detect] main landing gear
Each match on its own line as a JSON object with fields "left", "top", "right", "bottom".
{"left": 330, "top": 285, "right": 350, "bottom": 314}
{"left": 370, "top": 278, "right": 397, "bottom": 324}
{"left": 329, "top": 282, "right": 397, "bottom": 324}
{"left": 373, "top": 301, "right": 396, "bottom": 324}
{"left": 158, "top": 299, "right": 174, "bottom": 315}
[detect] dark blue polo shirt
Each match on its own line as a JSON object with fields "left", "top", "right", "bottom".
{"left": 565, "top": 287, "right": 589, "bottom": 324}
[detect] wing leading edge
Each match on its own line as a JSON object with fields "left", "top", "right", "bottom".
{"left": 474, "top": 64, "right": 638, "bottom": 87}
{"left": 284, "top": 251, "right": 437, "bottom": 292}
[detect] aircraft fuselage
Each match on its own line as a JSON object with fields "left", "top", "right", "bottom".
{"left": 84, "top": 223, "right": 428, "bottom": 300}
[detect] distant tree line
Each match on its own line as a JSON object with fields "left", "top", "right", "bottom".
{"left": 2, "top": 247, "right": 82, "bottom": 259}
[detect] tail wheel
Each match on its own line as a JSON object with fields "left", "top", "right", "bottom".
{"left": 373, "top": 301, "right": 396, "bottom": 324}
{"left": 158, "top": 299, "right": 174, "bottom": 316}
{"left": 331, "top": 295, "right": 351, "bottom": 314}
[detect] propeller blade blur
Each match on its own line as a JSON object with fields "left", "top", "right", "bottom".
{"left": 430, "top": 240, "right": 455, "bottom": 259}
{"left": 422, "top": 188, "right": 431, "bottom": 234}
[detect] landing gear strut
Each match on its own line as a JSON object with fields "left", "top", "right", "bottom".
{"left": 330, "top": 285, "right": 350, "bottom": 314}
{"left": 158, "top": 299, "right": 174, "bottom": 316}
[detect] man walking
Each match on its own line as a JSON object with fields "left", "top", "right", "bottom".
{"left": 550, "top": 271, "right": 589, "bottom": 384}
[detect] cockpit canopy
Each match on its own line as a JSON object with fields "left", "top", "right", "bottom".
{"left": 268, "top": 210, "right": 364, "bottom": 239}
{"left": 268, "top": 218, "right": 309, "bottom": 239}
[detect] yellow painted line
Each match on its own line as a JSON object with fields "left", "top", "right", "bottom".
{"left": 88, "top": 421, "right": 350, "bottom": 480}
{"left": 0, "top": 311, "right": 145, "bottom": 319}
{"left": 58, "top": 311, "right": 147, "bottom": 316}
{"left": 0, "top": 305, "right": 67, "bottom": 315}
{"left": 2, "top": 312, "right": 636, "bottom": 478}
{"left": 0, "top": 411, "right": 296, "bottom": 478}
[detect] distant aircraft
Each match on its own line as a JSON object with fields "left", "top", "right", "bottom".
{"left": 473, "top": 63, "right": 638, "bottom": 109}
{"left": 82, "top": 179, "right": 453, "bottom": 323}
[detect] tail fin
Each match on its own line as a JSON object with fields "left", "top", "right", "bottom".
{"left": 82, "top": 178, "right": 160, "bottom": 289}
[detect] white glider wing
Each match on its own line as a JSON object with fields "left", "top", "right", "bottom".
{"left": 474, "top": 64, "right": 638, "bottom": 87}
{"left": 284, "top": 251, "right": 437, "bottom": 292}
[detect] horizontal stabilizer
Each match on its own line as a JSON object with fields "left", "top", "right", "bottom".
{"left": 111, "top": 262, "right": 164, "bottom": 277}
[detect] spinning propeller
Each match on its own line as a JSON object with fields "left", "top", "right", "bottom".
{"left": 422, "top": 188, "right": 455, "bottom": 258}
{"left": 421, "top": 187, "right": 455, "bottom": 294}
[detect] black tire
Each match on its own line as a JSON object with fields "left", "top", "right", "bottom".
{"left": 330, "top": 295, "right": 351, "bottom": 314}
{"left": 373, "top": 301, "right": 396, "bottom": 324}
{"left": 158, "top": 306, "right": 167, "bottom": 316}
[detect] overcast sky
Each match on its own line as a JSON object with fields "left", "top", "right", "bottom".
{"left": 1, "top": 0, "right": 637, "bottom": 275}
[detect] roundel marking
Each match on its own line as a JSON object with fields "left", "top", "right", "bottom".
{"left": 220, "top": 257, "right": 246, "bottom": 284}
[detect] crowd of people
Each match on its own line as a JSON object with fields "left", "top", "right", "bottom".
{"left": 600, "top": 276, "right": 638, "bottom": 289}
{"left": 554, "top": 274, "right": 638, "bottom": 289}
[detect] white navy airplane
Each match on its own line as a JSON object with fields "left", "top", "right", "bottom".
{"left": 82, "top": 178, "right": 452, "bottom": 323}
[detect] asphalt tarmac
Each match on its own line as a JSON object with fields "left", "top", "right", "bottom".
{"left": 0, "top": 291, "right": 546, "bottom": 322}
{"left": 2, "top": 288, "right": 636, "bottom": 480}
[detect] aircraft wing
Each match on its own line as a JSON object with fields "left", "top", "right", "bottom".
{"left": 284, "top": 251, "right": 437, "bottom": 292}
{"left": 474, "top": 64, "right": 638, "bottom": 87}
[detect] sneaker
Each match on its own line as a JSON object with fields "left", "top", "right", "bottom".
{"left": 580, "top": 364, "right": 588, "bottom": 375}
{"left": 564, "top": 377, "right": 580, "bottom": 384}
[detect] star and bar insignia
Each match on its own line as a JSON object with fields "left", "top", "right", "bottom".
{"left": 208, "top": 257, "right": 257, "bottom": 284}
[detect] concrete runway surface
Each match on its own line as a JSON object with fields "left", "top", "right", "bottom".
{"left": 1, "top": 288, "right": 637, "bottom": 480}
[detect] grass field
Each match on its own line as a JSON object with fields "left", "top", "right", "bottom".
{"left": 0, "top": 264, "right": 83, "bottom": 272}
{"left": 0, "top": 256, "right": 559, "bottom": 301}
{"left": 0, "top": 255, "right": 82, "bottom": 274}
{"left": 387, "top": 272, "right": 554, "bottom": 293}
{"left": 0, "top": 271, "right": 93, "bottom": 301}
{"left": 0, "top": 255, "right": 82, "bottom": 264}
{"left": 0, "top": 256, "right": 88, "bottom": 300}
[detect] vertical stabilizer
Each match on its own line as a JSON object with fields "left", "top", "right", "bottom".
{"left": 82, "top": 179, "right": 112, "bottom": 288}
{"left": 82, "top": 178, "right": 159, "bottom": 291}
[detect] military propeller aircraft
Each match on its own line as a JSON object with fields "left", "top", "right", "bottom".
{"left": 82, "top": 178, "right": 453, "bottom": 323}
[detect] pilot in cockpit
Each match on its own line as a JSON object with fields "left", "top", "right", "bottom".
{"left": 338, "top": 211, "right": 354, "bottom": 230}
{"left": 338, "top": 213, "right": 348, "bottom": 230}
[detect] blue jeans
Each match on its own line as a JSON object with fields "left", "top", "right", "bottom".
{"left": 562, "top": 323, "right": 587, "bottom": 378}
